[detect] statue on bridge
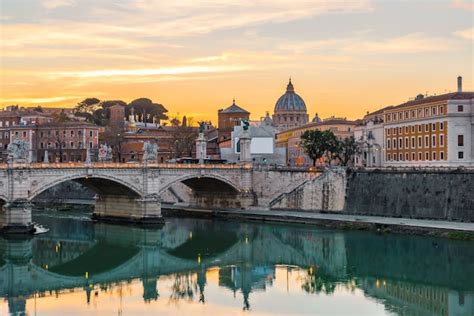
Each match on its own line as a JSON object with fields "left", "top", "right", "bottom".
{"left": 98, "top": 144, "right": 112, "bottom": 162}
{"left": 143, "top": 141, "right": 158, "bottom": 161}
{"left": 7, "top": 138, "right": 30, "bottom": 162}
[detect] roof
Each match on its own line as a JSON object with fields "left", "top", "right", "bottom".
{"left": 277, "top": 117, "right": 358, "bottom": 135}
{"left": 386, "top": 92, "right": 474, "bottom": 112}
{"left": 274, "top": 79, "right": 307, "bottom": 113}
{"left": 220, "top": 99, "right": 250, "bottom": 114}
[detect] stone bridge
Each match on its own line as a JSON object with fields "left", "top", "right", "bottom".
{"left": 0, "top": 161, "right": 347, "bottom": 234}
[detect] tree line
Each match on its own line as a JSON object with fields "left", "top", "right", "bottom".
{"left": 300, "top": 129, "right": 359, "bottom": 166}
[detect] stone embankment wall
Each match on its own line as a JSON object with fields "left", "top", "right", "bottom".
{"left": 345, "top": 169, "right": 474, "bottom": 222}
{"left": 269, "top": 168, "right": 346, "bottom": 211}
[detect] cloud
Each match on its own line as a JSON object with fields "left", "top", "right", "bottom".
{"left": 454, "top": 27, "right": 474, "bottom": 40}
{"left": 278, "top": 33, "right": 460, "bottom": 55}
{"left": 46, "top": 65, "right": 249, "bottom": 79}
{"left": 451, "top": 0, "right": 473, "bottom": 11}
{"left": 40, "top": 0, "right": 75, "bottom": 9}
{"left": 0, "top": 96, "right": 81, "bottom": 104}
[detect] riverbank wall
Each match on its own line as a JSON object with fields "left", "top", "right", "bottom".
{"left": 345, "top": 169, "right": 474, "bottom": 222}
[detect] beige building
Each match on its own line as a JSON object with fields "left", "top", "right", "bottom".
{"left": 276, "top": 117, "right": 357, "bottom": 166}
{"left": 383, "top": 77, "right": 473, "bottom": 167}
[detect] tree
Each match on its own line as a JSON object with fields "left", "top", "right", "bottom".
{"left": 168, "top": 116, "right": 198, "bottom": 158}
{"left": 300, "top": 130, "right": 339, "bottom": 166}
{"left": 126, "top": 98, "right": 168, "bottom": 126}
{"left": 52, "top": 110, "right": 70, "bottom": 123}
{"left": 74, "top": 98, "right": 128, "bottom": 126}
{"left": 335, "top": 136, "right": 359, "bottom": 166}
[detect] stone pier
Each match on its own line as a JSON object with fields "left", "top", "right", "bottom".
{"left": 0, "top": 200, "right": 34, "bottom": 234}
{"left": 93, "top": 194, "right": 163, "bottom": 225}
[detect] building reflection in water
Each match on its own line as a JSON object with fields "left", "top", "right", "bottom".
{"left": 0, "top": 214, "right": 473, "bottom": 315}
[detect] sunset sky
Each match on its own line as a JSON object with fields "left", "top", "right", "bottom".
{"left": 0, "top": 0, "right": 472, "bottom": 123}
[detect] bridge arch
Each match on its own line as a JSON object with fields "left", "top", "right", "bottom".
{"left": 28, "top": 174, "right": 143, "bottom": 201}
{"left": 159, "top": 174, "right": 242, "bottom": 195}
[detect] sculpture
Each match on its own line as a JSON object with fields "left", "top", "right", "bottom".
{"left": 242, "top": 119, "right": 250, "bottom": 131}
{"left": 143, "top": 141, "right": 158, "bottom": 161}
{"left": 7, "top": 138, "right": 30, "bottom": 161}
{"left": 98, "top": 144, "right": 112, "bottom": 162}
{"left": 198, "top": 121, "right": 205, "bottom": 133}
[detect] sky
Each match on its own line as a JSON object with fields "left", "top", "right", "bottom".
{"left": 0, "top": 0, "right": 473, "bottom": 123}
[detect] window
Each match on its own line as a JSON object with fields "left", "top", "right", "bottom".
{"left": 418, "top": 152, "right": 422, "bottom": 160}
{"left": 70, "top": 141, "right": 74, "bottom": 148}
{"left": 458, "top": 135, "right": 464, "bottom": 146}
{"left": 405, "top": 126, "right": 409, "bottom": 133}
{"left": 405, "top": 153, "right": 409, "bottom": 161}
{"left": 440, "top": 122, "right": 444, "bottom": 130}
{"left": 398, "top": 112, "right": 403, "bottom": 120}
{"left": 411, "top": 137, "right": 415, "bottom": 148}
{"left": 440, "top": 106, "right": 444, "bottom": 114}
{"left": 387, "top": 114, "right": 391, "bottom": 121}
{"left": 458, "top": 151, "right": 464, "bottom": 159}
{"left": 388, "top": 154, "right": 391, "bottom": 161}
{"left": 418, "top": 136, "right": 422, "bottom": 148}
{"left": 425, "top": 124, "right": 429, "bottom": 132}
{"left": 89, "top": 142, "right": 93, "bottom": 149}
{"left": 393, "top": 139, "right": 397, "bottom": 149}
{"left": 387, "top": 139, "right": 391, "bottom": 149}
{"left": 425, "top": 152, "right": 429, "bottom": 160}
{"left": 433, "top": 152, "right": 437, "bottom": 160}
{"left": 418, "top": 109, "right": 423, "bottom": 117}
{"left": 398, "top": 127, "right": 402, "bottom": 134}
{"left": 458, "top": 105, "right": 463, "bottom": 112}
{"left": 22, "top": 131, "right": 26, "bottom": 137}
{"left": 411, "top": 126, "right": 415, "bottom": 133}
{"left": 405, "top": 111, "right": 409, "bottom": 119}
{"left": 432, "top": 107, "right": 437, "bottom": 115}
{"left": 393, "top": 128, "right": 396, "bottom": 134}
{"left": 399, "top": 153, "right": 403, "bottom": 161}
{"left": 405, "top": 137, "right": 409, "bottom": 148}
{"left": 71, "top": 130, "right": 74, "bottom": 136}
{"left": 440, "top": 135, "right": 444, "bottom": 147}
{"left": 387, "top": 129, "right": 390, "bottom": 135}
{"left": 425, "top": 108, "right": 429, "bottom": 116}
{"left": 40, "top": 142, "right": 44, "bottom": 149}
{"left": 411, "top": 152, "right": 415, "bottom": 160}
{"left": 440, "top": 152, "right": 444, "bottom": 160}
{"left": 399, "top": 138, "right": 403, "bottom": 149}
{"left": 418, "top": 125, "right": 422, "bottom": 133}
{"left": 78, "top": 130, "right": 82, "bottom": 136}
{"left": 89, "top": 131, "right": 93, "bottom": 137}
{"left": 15, "top": 131, "right": 18, "bottom": 137}
{"left": 432, "top": 123, "right": 436, "bottom": 131}
{"left": 432, "top": 135, "right": 436, "bottom": 147}
{"left": 425, "top": 136, "right": 429, "bottom": 147}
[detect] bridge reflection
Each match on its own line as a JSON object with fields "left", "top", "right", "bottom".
{"left": 0, "top": 217, "right": 473, "bottom": 315}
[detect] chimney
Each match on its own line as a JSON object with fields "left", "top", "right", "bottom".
{"left": 457, "top": 76, "right": 462, "bottom": 93}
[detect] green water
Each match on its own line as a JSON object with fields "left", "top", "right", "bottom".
{"left": 0, "top": 210, "right": 473, "bottom": 315}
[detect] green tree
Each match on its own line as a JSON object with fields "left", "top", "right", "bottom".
{"left": 335, "top": 136, "right": 359, "bottom": 166}
{"left": 126, "top": 98, "right": 168, "bottom": 126}
{"left": 300, "top": 129, "right": 339, "bottom": 166}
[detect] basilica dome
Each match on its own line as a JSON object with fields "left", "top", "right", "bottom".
{"left": 272, "top": 79, "right": 309, "bottom": 130}
{"left": 274, "top": 79, "right": 307, "bottom": 112}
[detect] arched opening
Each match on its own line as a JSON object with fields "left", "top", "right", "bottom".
{"left": 32, "top": 176, "right": 141, "bottom": 204}
{"left": 162, "top": 176, "right": 249, "bottom": 209}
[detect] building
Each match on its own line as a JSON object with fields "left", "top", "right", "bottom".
{"left": 383, "top": 77, "right": 473, "bottom": 167}
{"left": 7, "top": 121, "right": 99, "bottom": 162}
{"left": 276, "top": 117, "right": 357, "bottom": 166}
{"left": 273, "top": 79, "right": 309, "bottom": 131}
{"left": 220, "top": 113, "right": 286, "bottom": 165}
{"left": 353, "top": 107, "right": 389, "bottom": 167}
{"left": 217, "top": 99, "right": 250, "bottom": 142}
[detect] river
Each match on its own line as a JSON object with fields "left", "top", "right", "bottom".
{"left": 0, "top": 209, "right": 473, "bottom": 315}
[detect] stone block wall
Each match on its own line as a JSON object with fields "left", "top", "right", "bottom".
{"left": 269, "top": 168, "right": 346, "bottom": 211}
{"left": 345, "top": 169, "right": 474, "bottom": 221}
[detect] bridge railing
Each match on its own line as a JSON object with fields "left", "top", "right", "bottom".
{"left": 0, "top": 162, "right": 253, "bottom": 170}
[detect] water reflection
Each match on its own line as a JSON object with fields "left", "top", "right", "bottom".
{"left": 0, "top": 213, "right": 473, "bottom": 315}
